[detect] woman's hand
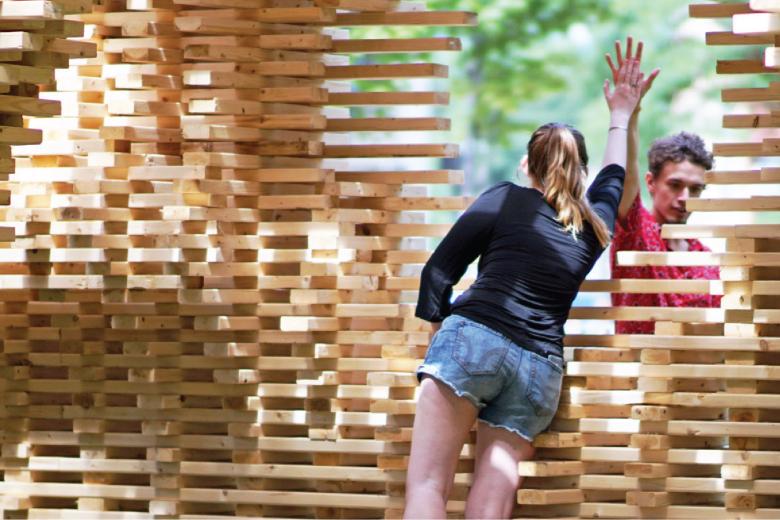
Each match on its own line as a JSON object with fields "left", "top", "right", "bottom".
{"left": 605, "top": 37, "right": 660, "bottom": 112}
{"left": 603, "top": 50, "right": 643, "bottom": 125}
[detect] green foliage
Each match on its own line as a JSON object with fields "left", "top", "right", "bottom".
{"left": 350, "top": 0, "right": 767, "bottom": 194}
{"left": 524, "top": 0, "right": 767, "bottom": 198}
{"left": 426, "top": 0, "right": 612, "bottom": 146}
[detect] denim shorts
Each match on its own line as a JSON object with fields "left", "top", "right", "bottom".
{"left": 416, "top": 314, "right": 564, "bottom": 442}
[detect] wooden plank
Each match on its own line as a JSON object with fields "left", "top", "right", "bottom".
{"left": 328, "top": 90, "right": 449, "bottom": 105}
{"left": 733, "top": 12, "right": 780, "bottom": 34}
{"left": 325, "top": 63, "right": 448, "bottom": 79}
{"left": 315, "top": 0, "right": 399, "bottom": 11}
{"left": 689, "top": 3, "right": 753, "bottom": 18}
{"left": 0, "top": 1, "right": 61, "bottom": 19}
{"left": 751, "top": 0, "right": 780, "bottom": 11}
{"left": 722, "top": 87, "right": 779, "bottom": 102}
{"left": 707, "top": 31, "right": 774, "bottom": 45}
{"left": 617, "top": 251, "right": 780, "bottom": 267}
{"left": 332, "top": 37, "right": 460, "bottom": 53}
{"left": 334, "top": 11, "right": 477, "bottom": 26}
{"left": 327, "top": 117, "right": 450, "bottom": 132}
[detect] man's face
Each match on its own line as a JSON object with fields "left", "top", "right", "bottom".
{"left": 646, "top": 160, "right": 706, "bottom": 224}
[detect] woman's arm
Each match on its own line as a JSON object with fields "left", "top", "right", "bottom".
{"left": 415, "top": 183, "right": 509, "bottom": 323}
{"left": 601, "top": 108, "right": 632, "bottom": 171}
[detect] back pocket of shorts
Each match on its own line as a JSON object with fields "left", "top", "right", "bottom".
{"left": 525, "top": 354, "right": 563, "bottom": 416}
{"left": 452, "top": 323, "right": 509, "bottom": 376}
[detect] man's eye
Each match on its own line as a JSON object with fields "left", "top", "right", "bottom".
{"left": 691, "top": 186, "right": 705, "bottom": 197}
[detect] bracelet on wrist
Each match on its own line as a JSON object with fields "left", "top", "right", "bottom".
{"left": 609, "top": 126, "right": 628, "bottom": 131}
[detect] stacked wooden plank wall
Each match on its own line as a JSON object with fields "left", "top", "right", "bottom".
{"left": 0, "top": 0, "right": 95, "bottom": 242}
{"left": 0, "top": 0, "right": 98, "bottom": 516}
{"left": 6, "top": 0, "right": 777, "bottom": 519}
{"left": 1, "top": 0, "right": 476, "bottom": 518}
{"left": 514, "top": 1, "right": 780, "bottom": 518}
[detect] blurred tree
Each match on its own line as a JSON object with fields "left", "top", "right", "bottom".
{"left": 426, "top": 0, "right": 612, "bottom": 191}
{"left": 516, "top": 0, "right": 761, "bottom": 201}
{"left": 352, "top": 1, "right": 758, "bottom": 196}
{"left": 425, "top": 0, "right": 753, "bottom": 193}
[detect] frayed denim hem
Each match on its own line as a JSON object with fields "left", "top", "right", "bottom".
{"left": 416, "top": 365, "right": 485, "bottom": 410}
{"left": 477, "top": 417, "right": 535, "bottom": 443}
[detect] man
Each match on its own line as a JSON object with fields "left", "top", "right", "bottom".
{"left": 606, "top": 39, "right": 721, "bottom": 334}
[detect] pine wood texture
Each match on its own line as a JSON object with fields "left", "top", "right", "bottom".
{"left": 1, "top": 0, "right": 471, "bottom": 518}
{"left": 3, "top": 1, "right": 779, "bottom": 519}
{"left": 0, "top": 0, "right": 95, "bottom": 246}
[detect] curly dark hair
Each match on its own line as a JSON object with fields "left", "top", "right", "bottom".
{"left": 647, "top": 132, "right": 713, "bottom": 178}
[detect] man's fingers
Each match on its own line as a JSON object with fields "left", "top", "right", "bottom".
{"left": 636, "top": 41, "right": 644, "bottom": 63}
{"left": 617, "top": 58, "right": 628, "bottom": 84}
{"left": 603, "top": 78, "right": 611, "bottom": 99}
{"left": 605, "top": 54, "right": 618, "bottom": 79}
{"left": 642, "top": 68, "right": 661, "bottom": 94}
{"left": 636, "top": 61, "right": 644, "bottom": 85}
{"left": 648, "top": 68, "right": 661, "bottom": 84}
{"left": 620, "top": 60, "right": 636, "bottom": 85}
{"left": 626, "top": 36, "right": 634, "bottom": 61}
{"left": 631, "top": 59, "right": 642, "bottom": 86}
{"left": 615, "top": 40, "right": 624, "bottom": 67}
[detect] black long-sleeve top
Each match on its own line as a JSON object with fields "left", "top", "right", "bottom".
{"left": 416, "top": 164, "right": 625, "bottom": 358}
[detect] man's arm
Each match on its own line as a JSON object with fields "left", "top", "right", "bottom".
{"left": 617, "top": 109, "right": 641, "bottom": 221}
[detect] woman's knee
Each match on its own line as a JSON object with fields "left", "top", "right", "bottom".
{"left": 406, "top": 473, "right": 452, "bottom": 501}
{"left": 464, "top": 484, "right": 515, "bottom": 519}
{"left": 465, "top": 458, "right": 521, "bottom": 518}
{"left": 519, "top": 441, "right": 535, "bottom": 461}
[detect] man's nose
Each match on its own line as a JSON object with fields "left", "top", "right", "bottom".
{"left": 679, "top": 187, "right": 690, "bottom": 201}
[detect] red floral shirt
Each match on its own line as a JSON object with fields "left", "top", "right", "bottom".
{"left": 610, "top": 194, "right": 721, "bottom": 334}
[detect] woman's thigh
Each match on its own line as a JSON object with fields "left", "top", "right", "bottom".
{"left": 405, "top": 376, "right": 479, "bottom": 495}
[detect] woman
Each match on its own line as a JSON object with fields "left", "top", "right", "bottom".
{"left": 405, "top": 42, "right": 652, "bottom": 519}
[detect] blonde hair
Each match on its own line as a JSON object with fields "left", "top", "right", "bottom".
{"left": 526, "top": 123, "right": 611, "bottom": 248}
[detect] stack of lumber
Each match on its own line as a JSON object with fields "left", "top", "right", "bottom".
{"left": 1, "top": 0, "right": 474, "bottom": 518}
{"left": 512, "top": 2, "right": 780, "bottom": 518}
{"left": 0, "top": 0, "right": 95, "bottom": 243}
{"left": 9, "top": 1, "right": 776, "bottom": 518}
{"left": 0, "top": 0, "right": 97, "bottom": 517}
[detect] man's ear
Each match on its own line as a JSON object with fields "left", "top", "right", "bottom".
{"left": 520, "top": 155, "right": 529, "bottom": 176}
{"left": 645, "top": 171, "right": 655, "bottom": 195}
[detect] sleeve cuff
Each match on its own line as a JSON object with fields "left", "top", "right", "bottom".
{"left": 415, "top": 304, "right": 448, "bottom": 323}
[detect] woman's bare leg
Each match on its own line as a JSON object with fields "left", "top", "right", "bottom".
{"left": 464, "top": 420, "right": 535, "bottom": 519}
{"left": 403, "top": 376, "right": 479, "bottom": 519}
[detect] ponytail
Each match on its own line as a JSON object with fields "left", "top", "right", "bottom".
{"left": 527, "top": 123, "right": 611, "bottom": 248}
